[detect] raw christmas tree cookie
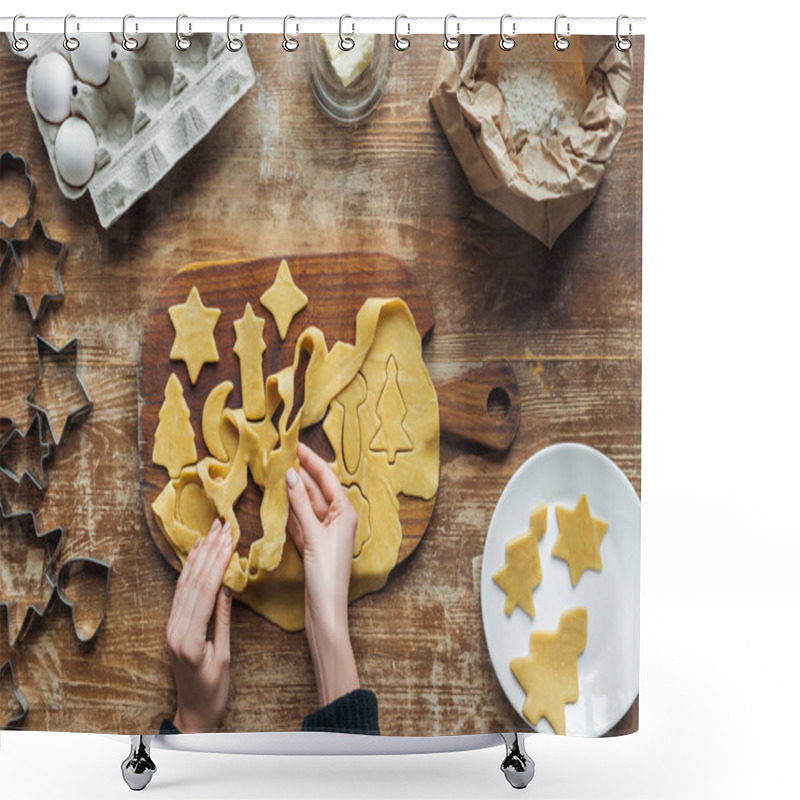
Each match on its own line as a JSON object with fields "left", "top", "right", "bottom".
{"left": 152, "top": 373, "right": 197, "bottom": 478}
{"left": 168, "top": 286, "right": 221, "bottom": 384}
{"left": 552, "top": 493, "right": 608, "bottom": 587}
{"left": 510, "top": 606, "right": 588, "bottom": 735}
{"left": 492, "top": 503, "right": 547, "bottom": 618}
{"left": 259, "top": 259, "right": 308, "bottom": 340}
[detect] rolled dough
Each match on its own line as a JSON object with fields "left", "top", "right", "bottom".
{"left": 153, "top": 292, "right": 439, "bottom": 631}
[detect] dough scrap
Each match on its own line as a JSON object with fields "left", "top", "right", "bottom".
{"left": 153, "top": 295, "right": 439, "bottom": 630}
{"left": 492, "top": 503, "right": 547, "bottom": 618}
{"left": 152, "top": 373, "right": 197, "bottom": 478}
{"left": 552, "top": 494, "right": 608, "bottom": 587}
{"left": 259, "top": 259, "right": 308, "bottom": 340}
{"left": 233, "top": 303, "right": 267, "bottom": 420}
{"left": 168, "top": 286, "right": 221, "bottom": 384}
{"left": 510, "top": 607, "right": 587, "bottom": 736}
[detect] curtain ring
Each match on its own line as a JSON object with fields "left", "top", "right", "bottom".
{"left": 394, "top": 15, "right": 410, "bottom": 51}
{"left": 227, "top": 15, "right": 243, "bottom": 51}
{"left": 443, "top": 14, "right": 459, "bottom": 51}
{"left": 122, "top": 14, "right": 139, "bottom": 51}
{"left": 499, "top": 14, "right": 515, "bottom": 50}
{"left": 339, "top": 14, "right": 355, "bottom": 51}
{"left": 554, "top": 14, "right": 570, "bottom": 51}
{"left": 616, "top": 14, "right": 632, "bottom": 51}
{"left": 283, "top": 15, "right": 299, "bottom": 51}
{"left": 63, "top": 14, "right": 80, "bottom": 51}
{"left": 175, "top": 14, "right": 191, "bottom": 51}
{"left": 12, "top": 14, "right": 29, "bottom": 52}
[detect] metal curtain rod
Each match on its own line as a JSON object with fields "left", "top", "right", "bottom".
{"left": 0, "top": 15, "right": 646, "bottom": 36}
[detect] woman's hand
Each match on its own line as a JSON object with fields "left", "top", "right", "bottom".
{"left": 166, "top": 518, "right": 233, "bottom": 733}
{"left": 286, "top": 442, "right": 360, "bottom": 706}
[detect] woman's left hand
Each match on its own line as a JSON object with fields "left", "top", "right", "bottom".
{"left": 166, "top": 518, "right": 234, "bottom": 733}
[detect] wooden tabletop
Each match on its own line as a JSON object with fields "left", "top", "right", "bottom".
{"left": 0, "top": 35, "right": 641, "bottom": 736}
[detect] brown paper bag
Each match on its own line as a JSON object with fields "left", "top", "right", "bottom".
{"left": 430, "top": 35, "right": 632, "bottom": 248}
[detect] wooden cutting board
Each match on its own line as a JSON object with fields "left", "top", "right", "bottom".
{"left": 139, "top": 254, "right": 430, "bottom": 574}
{"left": 139, "top": 253, "right": 520, "bottom": 575}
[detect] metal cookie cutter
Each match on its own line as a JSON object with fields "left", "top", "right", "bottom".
{"left": 27, "top": 336, "right": 93, "bottom": 447}
{"left": 0, "top": 151, "right": 35, "bottom": 234}
{"left": 0, "top": 418, "right": 15, "bottom": 449}
{"left": 0, "top": 659, "right": 29, "bottom": 729}
{"left": 1, "top": 235, "right": 12, "bottom": 281}
{"left": 10, "top": 219, "right": 67, "bottom": 322}
{"left": 0, "top": 503, "right": 62, "bottom": 647}
{"left": 56, "top": 557, "right": 111, "bottom": 644}
{"left": 0, "top": 413, "right": 50, "bottom": 490}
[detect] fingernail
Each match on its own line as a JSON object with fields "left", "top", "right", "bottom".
{"left": 224, "top": 586, "right": 232, "bottom": 597}
{"left": 286, "top": 467, "right": 298, "bottom": 488}
{"left": 222, "top": 520, "right": 231, "bottom": 534}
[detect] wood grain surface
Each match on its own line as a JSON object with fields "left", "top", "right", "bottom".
{"left": 0, "top": 35, "right": 642, "bottom": 737}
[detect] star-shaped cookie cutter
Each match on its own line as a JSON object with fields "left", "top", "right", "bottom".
{"left": 26, "top": 336, "right": 93, "bottom": 447}
{"left": 0, "top": 659, "right": 29, "bottom": 729}
{"left": 56, "top": 557, "right": 111, "bottom": 645}
{"left": 0, "top": 413, "right": 51, "bottom": 490}
{"left": 0, "top": 503, "right": 62, "bottom": 648}
{"left": 0, "top": 151, "right": 35, "bottom": 234}
{"left": 10, "top": 219, "right": 66, "bottom": 322}
{"left": 0, "top": 418, "right": 15, "bottom": 449}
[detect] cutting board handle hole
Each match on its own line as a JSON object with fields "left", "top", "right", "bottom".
{"left": 486, "top": 387, "right": 511, "bottom": 422}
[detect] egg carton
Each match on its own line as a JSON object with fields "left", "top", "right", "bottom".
{"left": 7, "top": 32, "right": 255, "bottom": 229}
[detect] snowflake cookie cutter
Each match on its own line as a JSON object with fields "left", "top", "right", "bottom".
{"left": 9, "top": 219, "right": 66, "bottom": 322}
{"left": 0, "top": 503, "right": 62, "bottom": 648}
{"left": 56, "top": 557, "right": 111, "bottom": 645}
{"left": 0, "top": 413, "right": 50, "bottom": 490}
{"left": 0, "top": 151, "right": 35, "bottom": 234}
{"left": 0, "top": 659, "right": 29, "bottom": 729}
{"left": 27, "top": 336, "right": 93, "bottom": 447}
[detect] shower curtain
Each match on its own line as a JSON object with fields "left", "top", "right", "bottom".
{"left": 0, "top": 28, "right": 642, "bottom": 740}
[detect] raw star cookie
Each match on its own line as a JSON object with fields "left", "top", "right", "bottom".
{"left": 510, "top": 607, "right": 587, "bottom": 735}
{"left": 552, "top": 494, "right": 608, "bottom": 586}
{"left": 168, "top": 286, "right": 221, "bottom": 383}
{"left": 152, "top": 373, "right": 197, "bottom": 478}
{"left": 492, "top": 503, "right": 547, "bottom": 618}
{"left": 259, "top": 259, "right": 308, "bottom": 340}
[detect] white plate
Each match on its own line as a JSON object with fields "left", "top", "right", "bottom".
{"left": 481, "top": 443, "right": 640, "bottom": 737}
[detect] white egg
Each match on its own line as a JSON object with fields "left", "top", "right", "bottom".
{"left": 71, "top": 33, "right": 111, "bottom": 86}
{"left": 32, "top": 53, "right": 74, "bottom": 123}
{"left": 55, "top": 117, "right": 97, "bottom": 187}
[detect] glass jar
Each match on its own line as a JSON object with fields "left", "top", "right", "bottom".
{"left": 309, "top": 34, "right": 390, "bottom": 124}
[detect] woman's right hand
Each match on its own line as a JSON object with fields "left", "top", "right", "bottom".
{"left": 286, "top": 442, "right": 360, "bottom": 706}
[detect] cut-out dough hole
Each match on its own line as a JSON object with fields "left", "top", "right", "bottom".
{"left": 287, "top": 347, "right": 311, "bottom": 430}
{"left": 487, "top": 387, "right": 511, "bottom": 421}
{"left": 236, "top": 474, "right": 266, "bottom": 559}
{"left": 299, "top": 422, "right": 335, "bottom": 463}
